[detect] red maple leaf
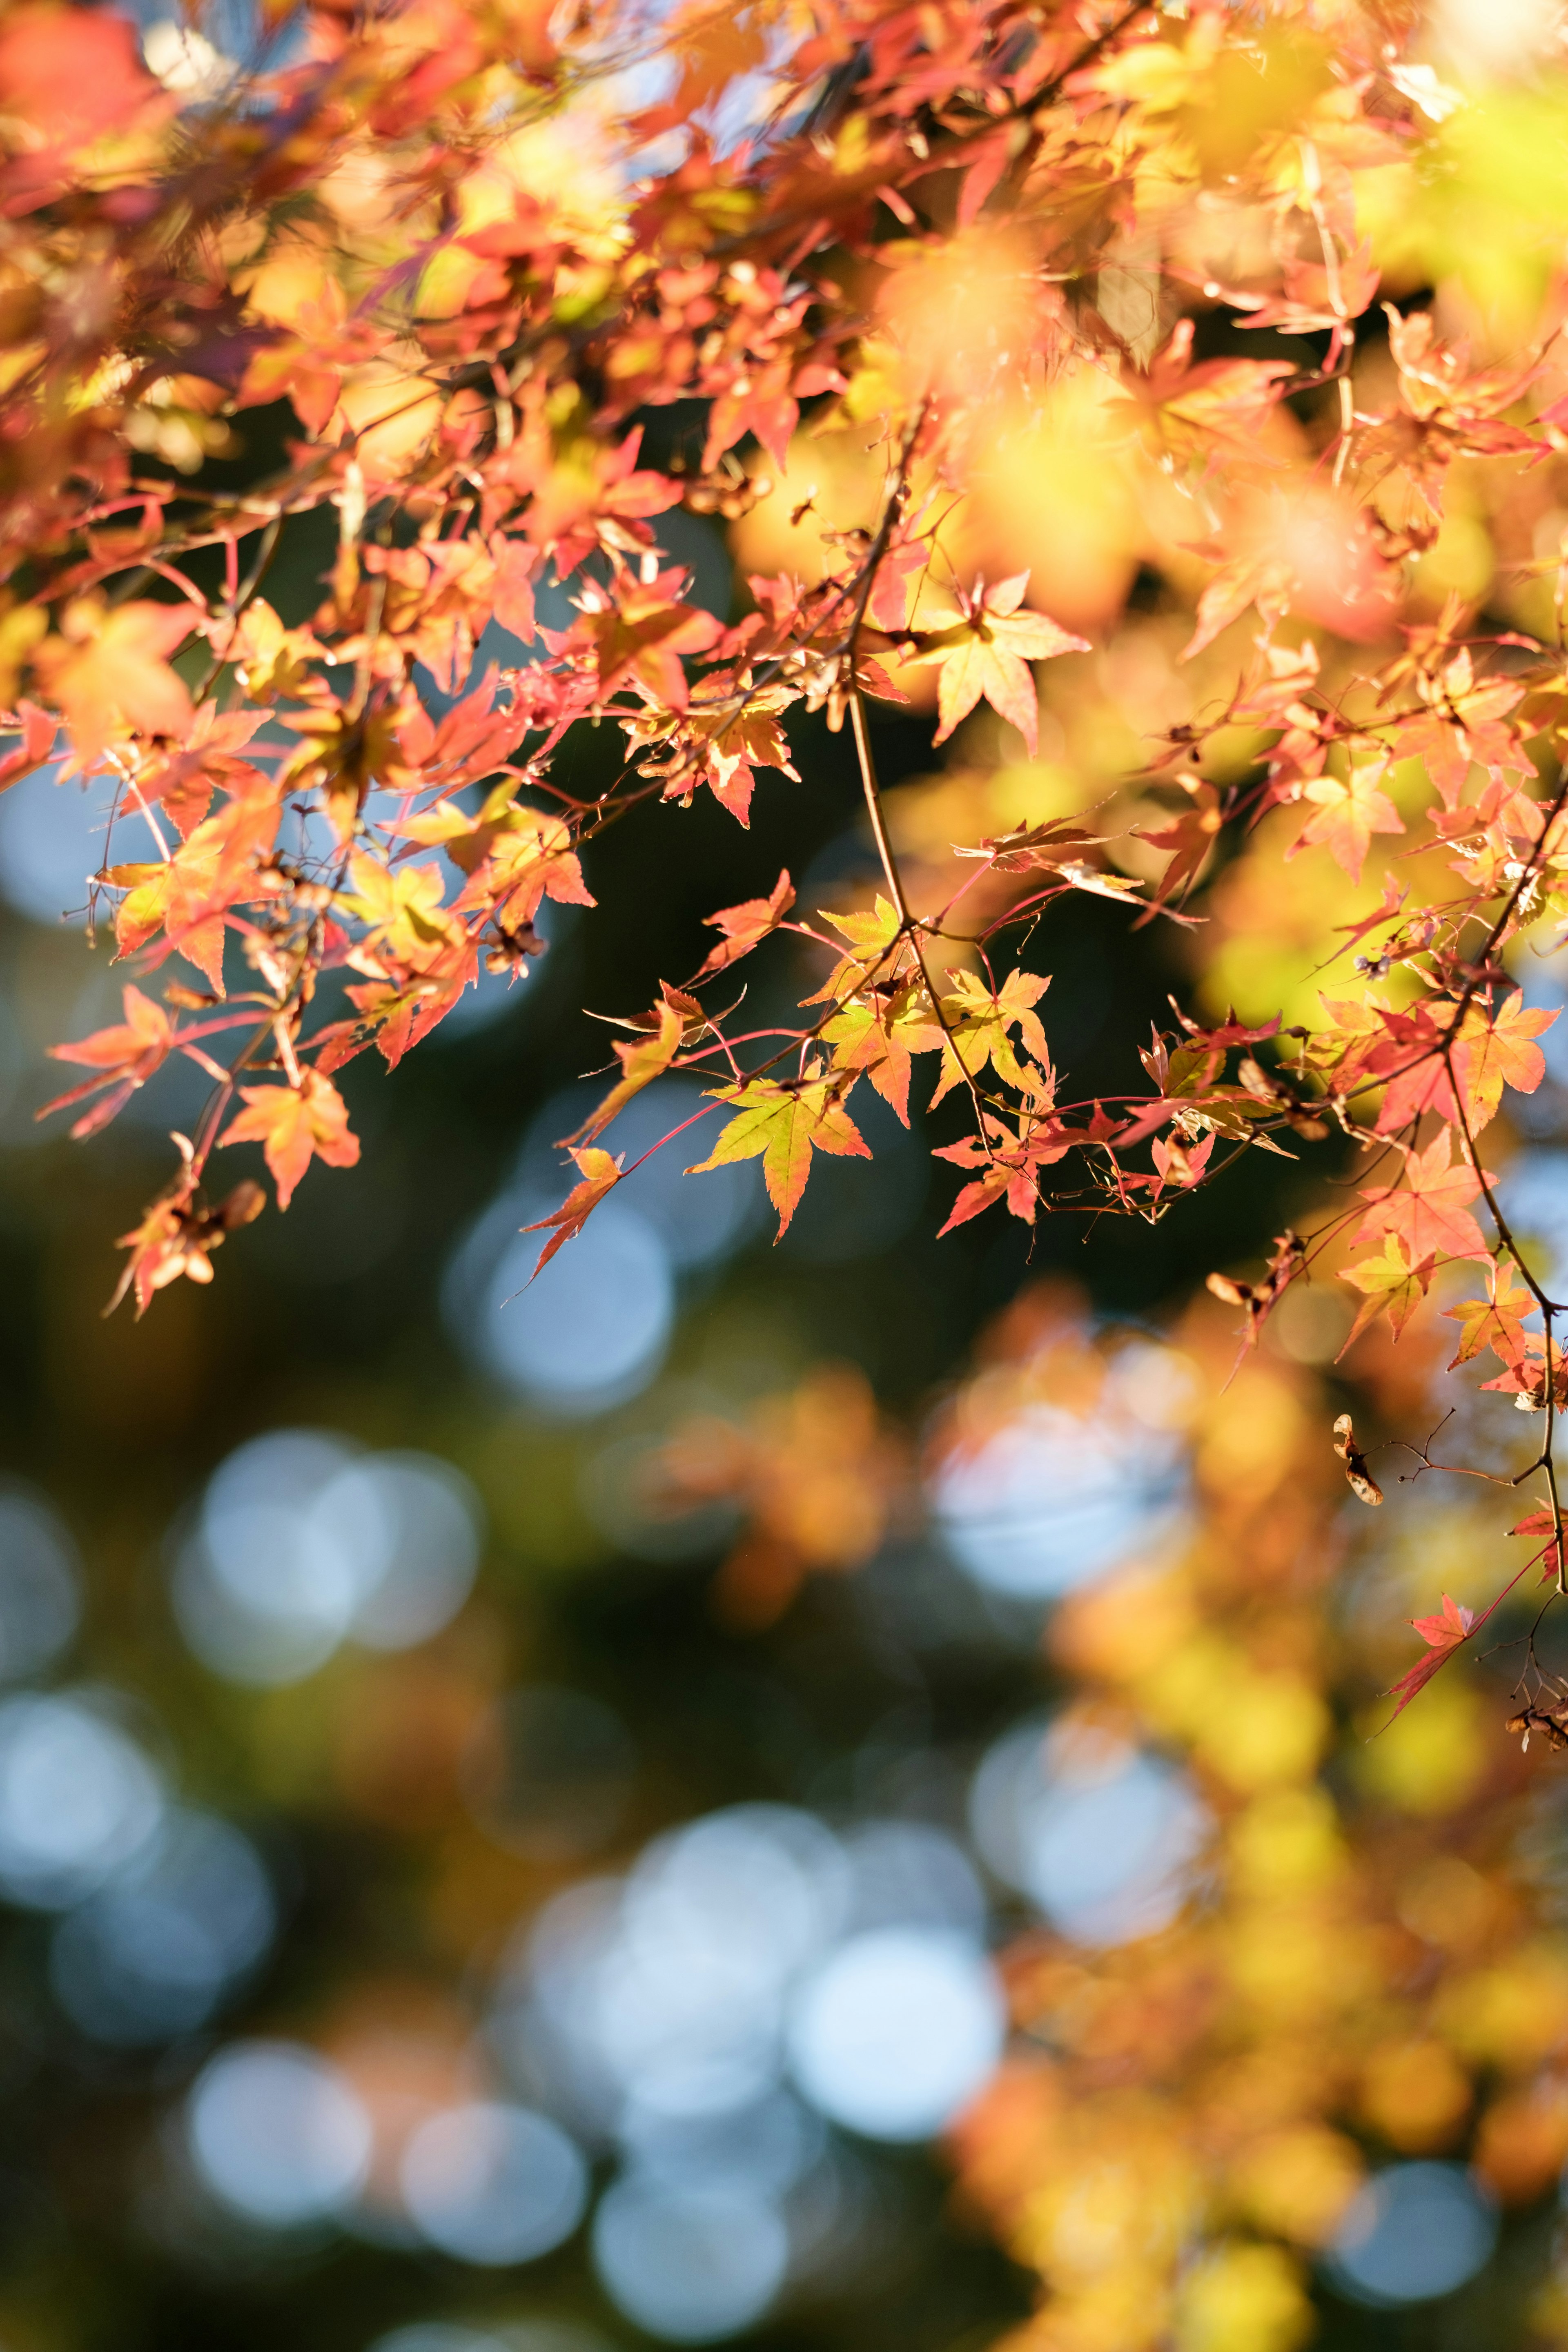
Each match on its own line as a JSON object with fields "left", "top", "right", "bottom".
{"left": 1511, "top": 1508, "right": 1564, "bottom": 1581}
{"left": 1385, "top": 1593, "right": 1475, "bottom": 1721}
{"left": 1352, "top": 1129, "right": 1491, "bottom": 1266}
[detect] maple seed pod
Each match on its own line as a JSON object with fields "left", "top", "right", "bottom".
{"left": 1506, "top": 1705, "right": 1568, "bottom": 1754}
{"left": 1332, "top": 1412, "right": 1383, "bottom": 1506}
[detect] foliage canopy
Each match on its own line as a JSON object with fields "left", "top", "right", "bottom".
{"left": 16, "top": 0, "right": 1568, "bottom": 2338}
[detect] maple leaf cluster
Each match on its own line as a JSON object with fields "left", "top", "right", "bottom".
{"left": 6, "top": 0, "right": 1568, "bottom": 1755}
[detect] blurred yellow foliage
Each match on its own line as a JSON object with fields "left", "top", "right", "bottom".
{"left": 684, "top": 1289, "right": 1568, "bottom": 2346}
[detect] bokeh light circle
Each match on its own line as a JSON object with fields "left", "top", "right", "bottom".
{"left": 172, "top": 1430, "right": 482, "bottom": 1684}
{"left": 187, "top": 2040, "right": 372, "bottom": 2227}
{"left": 0, "top": 1488, "right": 80, "bottom": 1682}
{"left": 448, "top": 1196, "right": 674, "bottom": 1415}
{"left": 970, "top": 1717, "right": 1209, "bottom": 1944}
{"left": 174, "top": 1430, "right": 358, "bottom": 1686}
{"left": 786, "top": 1927, "right": 1004, "bottom": 2140}
{"left": 50, "top": 1807, "right": 273, "bottom": 2044}
{"left": 311, "top": 1450, "right": 483, "bottom": 1650}
{"left": 591, "top": 2176, "right": 789, "bottom": 2342}
{"left": 841, "top": 1819, "right": 987, "bottom": 1938}
{"left": 0, "top": 1692, "right": 163, "bottom": 1909}
{"left": 399, "top": 2099, "right": 588, "bottom": 2264}
{"left": 934, "top": 1397, "right": 1185, "bottom": 1599}
{"left": 1325, "top": 2163, "right": 1498, "bottom": 2306}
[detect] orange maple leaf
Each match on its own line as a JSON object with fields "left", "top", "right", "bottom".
{"left": 132, "top": 706, "right": 268, "bottom": 840}
{"left": 34, "top": 598, "right": 195, "bottom": 769}
{"left": 1511, "top": 1507, "right": 1564, "bottom": 1580}
{"left": 490, "top": 539, "right": 538, "bottom": 642}
{"left": 438, "top": 800, "right": 596, "bottom": 933}
{"left": 1443, "top": 1262, "right": 1535, "bottom": 1369}
{"left": 223, "top": 1069, "right": 360, "bottom": 1209}
{"left": 906, "top": 574, "right": 1088, "bottom": 758}
{"left": 40, "top": 983, "right": 173, "bottom": 1138}
{"left": 565, "top": 986, "right": 698, "bottom": 1145}
{"left": 686, "top": 698, "right": 800, "bottom": 826}
{"left": 0, "top": 700, "right": 55, "bottom": 795}
{"left": 1287, "top": 761, "right": 1404, "bottom": 884}
{"left": 935, "top": 1105, "right": 1075, "bottom": 1231}
{"left": 694, "top": 869, "right": 795, "bottom": 980}
{"left": 1133, "top": 781, "right": 1223, "bottom": 914}
{"left": 688, "top": 1074, "right": 870, "bottom": 1237}
{"left": 821, "top": 992, "right": 925, "bottom": 1126}
{"left": 579, "top": 578, "right": 724, "bottom": 713}
{"left": 105, "top": 783, "right": 281, "bottom": 992}
{"left": 522, "top": 1146, "right": 623, "bottom": 1276}
{"left": 1452, "top": 990, "right": 1558, "bottom": 1128}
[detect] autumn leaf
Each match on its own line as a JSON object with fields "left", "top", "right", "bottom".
{"left": 688, "top": 1074, "right": 870, "bottom": 1236}
{"left": 1385, "top": 1594, "right": 1475, "bottom": 1721}
{"left": 341, "top": 853, "right": 461, "bottom": 974}
{"left": 1287, "top": 761, "right": 1404, "bottom": 885}
{"left": 110, "top": 1178, "right": 264, "bottom": 1319}
{"left": 131, "top": 705, "right": 267, "bottom": 840}
{"left": 1510, "top": 1507, "right": 1564, "bottom": 1581}
{"left": 491, "top": 539, "right": 538, "bottom": 642}
{"left": 904, "top": 574, "right": 1089, "bottom": 758}
{"left": 703, "top": 355, "right": 798, "bottom": 474}
{"left": 0, "top": 700, "right": 54, "bottom": 796}
{"left": 566, "top": 987, "right": 696, "bottom": 1145}
{"left": 522, "top": 1147, "right": 623, "bottom": 1276}
{"left": 804, "top": 895, "right": 906, "bottom": 1007}
{"left": 33, "top": 598, "right": 194, "bottom": 769}
{"left": 1336, "top": 1234, "right": 1438, "bottom": 1358}
{"left": 1478, "top": 1331, "right": 1564, "bottom": 1408}
{"left": 694, "top": 869, "right": 795, "bottom": 980}
{"left": 340, "top": 933, "right": 479, "bottom": 1070}
{"left": 1352, "top": 1129, "right": 1491, "bottom": 1266}
{"left": 821, "top": 993, "right": 924, "bottom": 1125}
{"left": 579, "top": 578, "right": 724, "bottom": 712}
{"left": 685, "top": 697, "right": 800, "bottom": 826}
{"left": 1443, "top": 1263, "right": 1535, "bottom": 1369}
{"left": 1111, "top": 321, "right": 1297, "bottom": 467}
{"left": 223, "top": 1069, "right": 360, "bottom": 1209}
{"left": 1451, "top": 991, "right": 1558, "bottom": 1128}
{"left": 449, "top": 804, "right": 597, "bottom": 933}
{"left": 1365, "top": 1001, "right": 1463, "bottom": 1136}
{"left": 105, "top": 784, "right": 281, "bottom": 992}
{"left": 40, "top": 983, "right": 173, "bottom": 1138}
{"left": 921, "top": 968, "right": 1051, "bottom": 1108}
{"left": 1133, "top": 782, "right": 1223, "bottom": 913}
{"left": 934, "top": 1105, "right": 1075, "bottom": 1230}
